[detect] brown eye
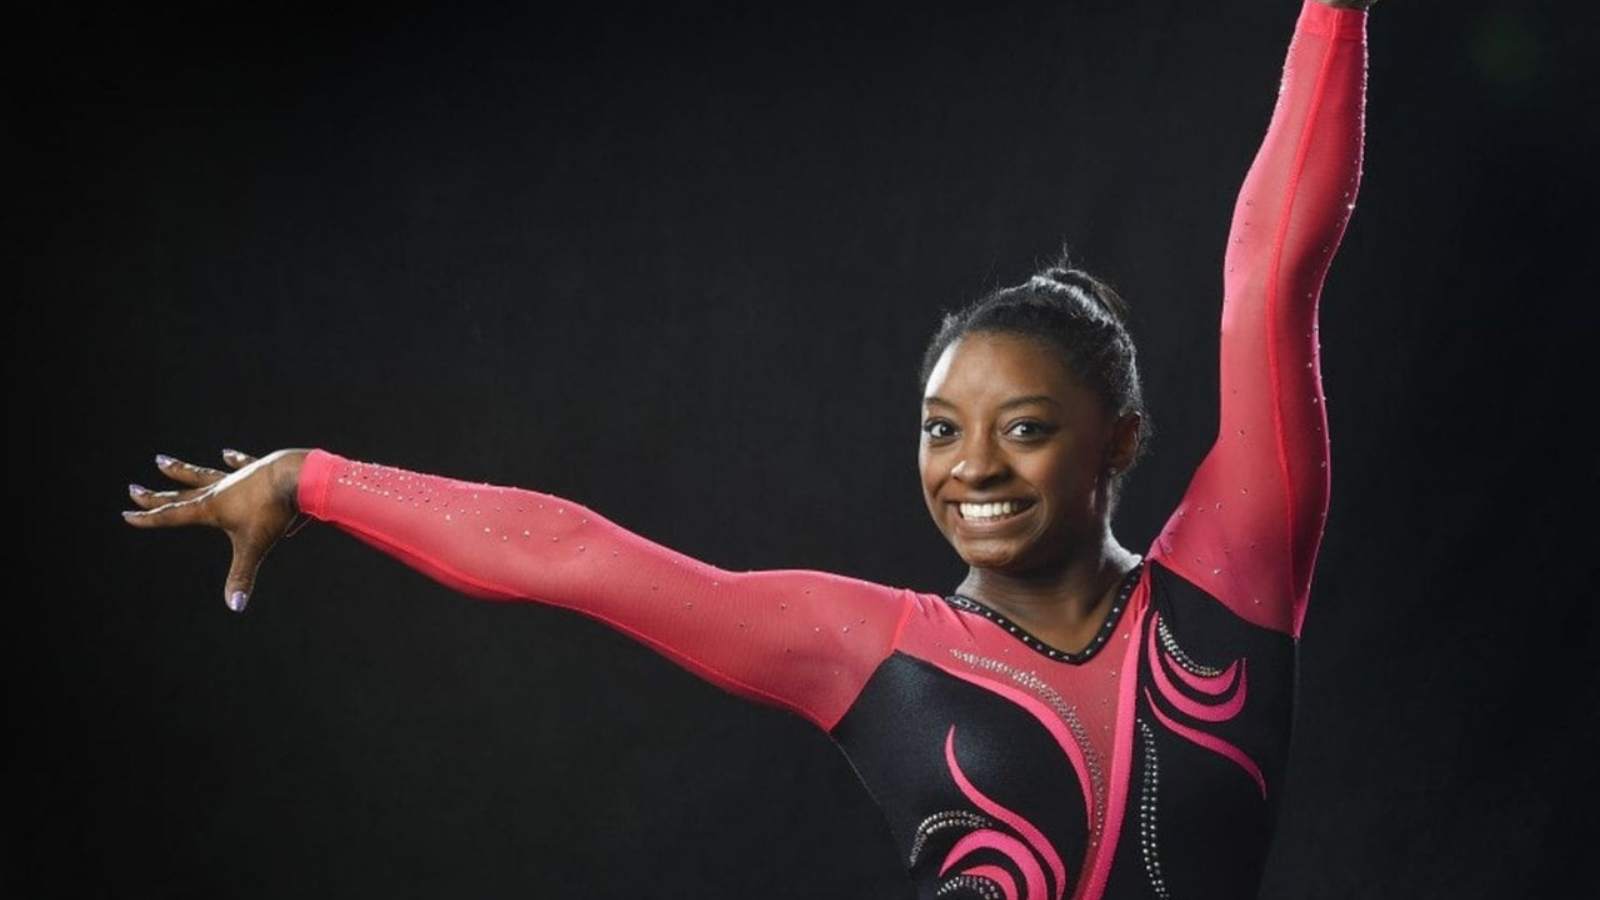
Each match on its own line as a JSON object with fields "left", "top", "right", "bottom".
{"left": 1008, "top": 421, "right": 1050, "bottom": 438}
{"left": 923, "top": 420, "right": 955, "bottom": 439}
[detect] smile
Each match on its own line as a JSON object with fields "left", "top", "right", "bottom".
{"left": 956, "top": 499, "right": 1036, "bottom": 521}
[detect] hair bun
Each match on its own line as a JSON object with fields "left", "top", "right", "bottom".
{"left": 1041, "top": 266, "right": 1093, "bottom": 290}
{"left": 1035, "top": 265, "right": 1130, "bottom": 324}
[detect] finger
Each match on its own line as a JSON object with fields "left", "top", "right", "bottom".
{"left": 121, "top": 494, "right": 212, "bottom": 529}
{"left": 153, "top": 453, "right": 228, "bottom": 488}
{"left": 127, "top": 482, "right": 204, "bottom": 509}
{"left": 224, "top": 531, "right": 266, "bottom": 612}
{"left": 221, "top": 448, "right": 258, "bottom": 469}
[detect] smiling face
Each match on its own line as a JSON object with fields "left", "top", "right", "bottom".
{"left": 919, "top": 331, "right": 1137, "bottom": 575}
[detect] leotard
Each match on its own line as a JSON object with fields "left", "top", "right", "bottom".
{"left": 293, "top": 3, "right": 1367, "bottom": 896}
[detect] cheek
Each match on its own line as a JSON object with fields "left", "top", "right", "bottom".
{"left": 1027, "top": 454, "right": 1097, "bottom": 504}
{"left": 917, "top": 447, "right": 942, "bottom": 493}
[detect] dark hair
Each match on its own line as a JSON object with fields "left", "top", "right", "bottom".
{"left": 916, "top": 245, "right": 1153, "bottom": 517}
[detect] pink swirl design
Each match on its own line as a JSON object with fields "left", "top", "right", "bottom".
{"left": 1167, "top": 657, "right": 1237, "bottom": 693}
{"left": 943, "top": 649, "right": 1102, "bottom": 835}
{"left": 1148, "top": 613, "right": 1248, "bottom": 722}
{"left": 1144, "top": 687, "right": 1266, "bottom": 799}
{"left": 1144, "top": 613, "right": 1266, "bottom": 798}
{"left": 939, "top": 724, "right": 1067, "bottom": 900}
{"left": 1159, "top": 626, "right": 1240, "bottom": 695}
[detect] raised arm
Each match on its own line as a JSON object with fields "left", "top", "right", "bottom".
{"left": 294, "top": 448, "right": 913, "bottom": 731}
{"left": 1147, "top": 0, "right": 1368, "bottom": 638}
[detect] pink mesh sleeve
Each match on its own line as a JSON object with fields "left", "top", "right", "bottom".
{"left": 1148, "top": 0, "right": 1367, "bottom": 638}
{"left": 296, "top": 449, "right": 914, "bottom": 731}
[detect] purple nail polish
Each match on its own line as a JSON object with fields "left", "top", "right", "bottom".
{"left": 228, "top": 590, "right": 248, "bottom": 612}
{"left": 129, "top": 483, "right": 148, "bottom": 496}
{"left": 155, "top": 454, "right": 175, "bottom": 467}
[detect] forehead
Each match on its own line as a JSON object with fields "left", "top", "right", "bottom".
{"left": 923, "top": 332, "right": 1094, "bottom": 408}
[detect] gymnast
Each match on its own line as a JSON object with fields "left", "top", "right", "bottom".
{"left": 124, "top": 1, "right": 1378, "bottom": 895}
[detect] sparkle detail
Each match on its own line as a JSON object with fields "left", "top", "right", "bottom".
{"left": 944, "top": 562, "right": 1144, "bottom": 665}
{"left": 1137, "top": 718, "right": 1169, "bottom": 899}
{"left": 1157, "top": 615, "right": 1224, "bottom": 677}
{"left": 935, "top": 874, "right": 1004, "bottom": 900}
{"left": 908, "top": 809, "right": 995, "bottom": 867}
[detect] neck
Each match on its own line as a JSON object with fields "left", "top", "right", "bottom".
{"left": 954, "top": 531, "right": 1143, "bottom": 632}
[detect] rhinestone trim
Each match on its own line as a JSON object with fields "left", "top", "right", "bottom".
{"left": 1157, "top": 613, "right": 1224, "bottom": 677}
{"left": 1136, "top": 718, "right": 1169, "bottom": 898}
{"left": 943, "top": 561, "right": 1145, "bottom": 665}
{"left": 947, "top": 648, "right": 1107, "bottom": 844}
{"left": 908, "top": 809, "right": 996, "bottom": 867}
{"left": 935, "top": 874, "right": 1004, "bottom": 899}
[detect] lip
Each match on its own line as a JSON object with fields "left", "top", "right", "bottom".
{"left": 950, "top": 498, "right": 1037, "bottom": 532}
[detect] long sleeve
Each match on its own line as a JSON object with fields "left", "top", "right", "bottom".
{"left": 295, "top": 448, "right": 914, "bottom": 731}
{"left": 1147, "top": 0, "right": 1367, "bottom": 639}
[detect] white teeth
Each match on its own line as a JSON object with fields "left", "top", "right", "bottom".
{"left": 959, "top": 500, "right": 1028, "bottom": 520}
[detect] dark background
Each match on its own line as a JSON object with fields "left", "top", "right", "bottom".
{"left": 14, "top": 0, "right": 1596, "bottom": 896}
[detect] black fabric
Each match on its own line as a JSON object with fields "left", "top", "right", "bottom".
{"left": 829, "top": 560, "right": 1298, "bottom": 898}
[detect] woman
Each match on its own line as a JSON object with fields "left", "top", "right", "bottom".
{"left": 123, "top": 0, "right": 1376, "bottom": 896}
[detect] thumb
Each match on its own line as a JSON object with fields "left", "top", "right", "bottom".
{"left": 224, "top": 530, "right": 264, "bottom": 613}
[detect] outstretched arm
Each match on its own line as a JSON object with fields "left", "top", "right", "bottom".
{"left": 1148, "top": 0, "right": 1369, "bottom": 638}
{"left": 294, "top": 449, "right": 913, "bottom": 731}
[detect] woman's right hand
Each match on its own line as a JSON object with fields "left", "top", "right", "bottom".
{"left": 123, "top": 447, "right": 312, "bottom": 613}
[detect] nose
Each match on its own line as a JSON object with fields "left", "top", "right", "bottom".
{"left": 951, "top": 434, "right": 1007, "bottom": 485}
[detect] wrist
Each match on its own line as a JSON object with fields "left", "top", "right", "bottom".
{"left": 270, "top": 449, "right": 313, "bottom": 513}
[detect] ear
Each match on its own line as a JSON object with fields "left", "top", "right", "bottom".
{"left": 1105, "top": 411, "right": 1142, "bottom": 473}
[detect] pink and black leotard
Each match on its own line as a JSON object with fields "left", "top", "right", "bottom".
{"left": 292, "top": 3, "right": 1367, "bottom": 896}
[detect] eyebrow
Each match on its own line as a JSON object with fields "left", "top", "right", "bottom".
{"left": 923, "top": 394, "right": 1062, "bottom": 411}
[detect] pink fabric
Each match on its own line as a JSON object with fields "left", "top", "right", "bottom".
{"left": 1147, "top": 0, "right": 1367, "bottom": 640}
{"left": 1071, "top": 602, "right": 1151, "bottom": 900}
{"left": 295, "top": 448, "right": 914, "bottom": 732}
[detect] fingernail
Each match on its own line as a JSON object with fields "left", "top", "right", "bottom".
{"left": 129, "top": 483, "right": 149, "bottom": 497}
{"left": 222, "top": 448, "right": 237, "bottom": 458}
{"left": 155, "top": 454, "right": 175, "bottom": 467}
{"left": 121, "top": 510, "right": 138, "bottom": 520}
{"left": 228, "top": 590, "right": 248, "bottom": 612}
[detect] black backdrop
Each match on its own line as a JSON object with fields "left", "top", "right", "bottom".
{"left": 16, "top": 1, "right": 1595, "bottom": 896}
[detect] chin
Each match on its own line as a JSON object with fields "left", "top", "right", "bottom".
{"left": 956, "top": 542, "right": 1025, "bottom": 571}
